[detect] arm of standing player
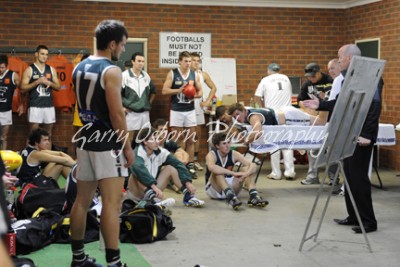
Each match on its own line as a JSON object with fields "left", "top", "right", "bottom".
{"left": 105, "top": 67, "right": 134, "bottom": 167}
{"left": 194, "top": 71, "right": 203, "bottom": 99}
{"left": 49, "top": 66, "right": 61, "bottom": 91}
{"left": 200, "top": 71, "right": 216, "bottom": 107}
{"left": 13, "top": 72, "right": 24, "bottom": 116}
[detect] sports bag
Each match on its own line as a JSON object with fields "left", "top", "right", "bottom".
{"left": 13, "top": 182, "right": 66, "bottom": 219}
{"left": 52, "top": 210, "right": 100, "bottom": 244}
{"left": 12, "top": 208, "right": 61, "bottom": 255}
{"left": 120, "top": 202, "right": 175, "bottom": 244}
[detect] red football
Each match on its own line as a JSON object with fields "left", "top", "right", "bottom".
{"left": 183, "top": 84, "right": 196, "bottom": 99}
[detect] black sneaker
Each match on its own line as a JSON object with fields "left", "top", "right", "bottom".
{"left": 248, "top": 195, "right": 269, "bottom": 208}
{"left": 71, "top": 256, "right": 103, "bottom": 267}
{"left": 228, "top": 196, "right": 242, "bottom": 210}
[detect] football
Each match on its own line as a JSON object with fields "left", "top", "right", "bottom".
{"left": 0, "top": 150, "right": 23, "bottom": 171}
{"left": 183, "top": 84, "right": 196, "bottom": 99}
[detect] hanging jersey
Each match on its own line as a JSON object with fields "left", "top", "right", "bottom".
{"left": 8, "top": 57, "right": 28, "bottom": 113}
{"left": 48, "top": 55, "right": 74, "bottom": 109}
{"left": 246, "top": 108, "right": 278, "bottom": 126}
{"left": 28, "top": 63, "right": 54, "bottom": 108}
{"left": 72, "top": 56, "right": 123, "bottom": 151}
{"left": 170, "top": 68, "right": 196, "bottom": 112}
{"left": 17, "top": 146, "right": 41, "bottom": 184}
{"left": 205, "top": 148, "right": 235, "bottom": 184}
{"left": 0, "top": 70, "right": 17, "bottom": 112}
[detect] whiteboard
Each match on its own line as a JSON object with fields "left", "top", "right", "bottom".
{"left": 202, "top": 58, "right": 237, "bottom": 99}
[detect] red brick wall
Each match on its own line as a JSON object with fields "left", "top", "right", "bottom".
{"left": 345, "top": 0, "right": 400, "bottom": 169}
{"left": 1, "top": 0, "right": 399, "bottom": 170}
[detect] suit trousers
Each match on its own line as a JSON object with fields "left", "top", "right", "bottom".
{"left": 343, "top": 143, "right": 377, "bottom": 227}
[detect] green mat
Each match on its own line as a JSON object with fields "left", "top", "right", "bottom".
{"left": 24, "top": 241, "right": 151, "bottom": 267}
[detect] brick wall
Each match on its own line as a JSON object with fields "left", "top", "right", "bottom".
{"left": 1, "top": 0, "right": 399, "bottom": 170}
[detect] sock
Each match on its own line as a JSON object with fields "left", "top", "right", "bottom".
{"left": 249, "top": 189, "right": 258, "bottom": 198}
{"left": 71, "top": 239, "right": 86, "bottom": 262}
{"left": 143, "top": 188, "right": 156, "bottom": 202}
{"left": 224, "top": 188, "right": 235, "bottom": 200}
{"left": 106, "top": 248, "right": 121, "bottom": 266}
{"left": 181, "top": 186, "right": 191, "bottom": 201}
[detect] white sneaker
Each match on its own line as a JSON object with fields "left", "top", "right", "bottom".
{"left": 266, "top": 173, "right": 281, "bottom": 180}
{"left": 183, "top": 196, "right": 205, "bottom": 207}
{"left": 155, "top": 198, "right": 176, "bottom": 209}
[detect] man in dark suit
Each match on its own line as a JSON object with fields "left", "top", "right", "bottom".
{"left": 303, "top": 44, "right": 382, "bottom": 233}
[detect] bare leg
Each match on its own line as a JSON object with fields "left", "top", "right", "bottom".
{"left": 156, "top": 165, "right": 182, "bottom": 190}
{"left": 1, "top": 125, "right": 10, "bottom": 150}
{"left": 97, "top": 177, "right": 124, "bottom": 249}
{"left": 43, "top": 123, "right": 54, "bottom": 148}
{"left": 70, "top": 180, "right": 98, "bottom": 240}
{"left": 185, "top": 126, "right": 196, "bottom": 162}
{"left": 127, "top": 174, "right": 146, "bottom": 200}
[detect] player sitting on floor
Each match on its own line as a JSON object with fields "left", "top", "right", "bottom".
{"left": 127, "top": 127, "right": 205, "bottom": 207}
{"left": 205, "top": 132, "right": 268, "bottom": 210}
{"left": 227, "top": 103, "right": 328, "bottom": 143}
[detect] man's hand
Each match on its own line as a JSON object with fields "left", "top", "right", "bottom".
{"left": 3, "top": 173, "right": 18, "bottom": 189}
{"left": 233, "top": 172, "right": 247, "bottom": 182}
{"left": 152, "top": 186, "right": 164, "bottom": 199}
{"left": 303, "top": 95, "right": 320, "bottom": 110}
{"left": 357, "top": 136, "right": 371, "bottom": 146}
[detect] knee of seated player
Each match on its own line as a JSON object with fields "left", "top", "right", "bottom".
{"left": 127, "top": 174, "right": 146, "bottom": 197}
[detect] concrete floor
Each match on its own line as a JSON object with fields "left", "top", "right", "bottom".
{"left": 134, "top": 162, "right": 400, "bottom": 267}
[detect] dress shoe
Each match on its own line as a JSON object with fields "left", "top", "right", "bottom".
{"left": 352, "top": 225, "right": 377, "bottom": 234}
{"left": 333, "top": 218, "right": 357, "bottom": 226}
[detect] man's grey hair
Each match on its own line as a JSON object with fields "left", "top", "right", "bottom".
{"left": 343, "top": 44, "right": 361, "bottom": 57}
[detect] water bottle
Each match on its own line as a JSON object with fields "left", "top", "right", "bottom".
{"left": 211, "top": 95, "right": 217, "bottom": 115}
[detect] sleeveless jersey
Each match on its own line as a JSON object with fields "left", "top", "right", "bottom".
{"left": 0, "top": 70, "right": 17, "bottom": 112}
{"left": 28, "top": 63, "right": 54, "bottom": 108}
{"left": 170, "top": 68, "right": 196, "bottom": 112}
{"left": 17, "top": 146, "right": 41, "bottom": 184}
{"left": 8, "top": 56, "right": 28, "bottom": 113}
{"left": 205, "top": 148, "right": 235, "bottom": 184}
{"left": 246, "top": 108, "right": 278, "bottom": 125}
{"left": 47, "top": 55, "right": 74, "bottom": 109}
{"left": 72, "top": 56, "right": 123, "bottom": 151}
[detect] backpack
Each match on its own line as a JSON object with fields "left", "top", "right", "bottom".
{"left": 120, "top": 202, "right": 175, "bottom": 244}
{"left": 11, "top": 208, "right": 61, "bottom": 255}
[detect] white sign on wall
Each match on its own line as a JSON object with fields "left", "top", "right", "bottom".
{"left": 159, "top": 32, "right": 211, "bottom": 68}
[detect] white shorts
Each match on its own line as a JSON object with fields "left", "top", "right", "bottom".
{"left": 280, "top": 106, "right": 310, "bottom": 126}
{"left": 194, "top": 98, "right": 205, "bottom": 125}
{"left": 126, "top": 111, "right": 150, "bottom": 131}
{"left": 0, "top": 110, "right": 12, "bottom": 126}
{"left": 170, "top": 110, "right": 197, "bottom": 128}
{"left": 28, "top": 107, "right": 56, "bottom": 124}
{"left": 205, "top": 176, "right": 236, "bottom": 199}
{"left": 76, "top": 148, "right": 129, "bottom": 182}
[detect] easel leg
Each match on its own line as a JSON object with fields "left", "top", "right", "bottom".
{"left": 299, "top": 162, "right": 373, "bottom": 253}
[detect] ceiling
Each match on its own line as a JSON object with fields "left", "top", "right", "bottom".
{"left": 78, "top": 0, "right": 381, "bottom": 9}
